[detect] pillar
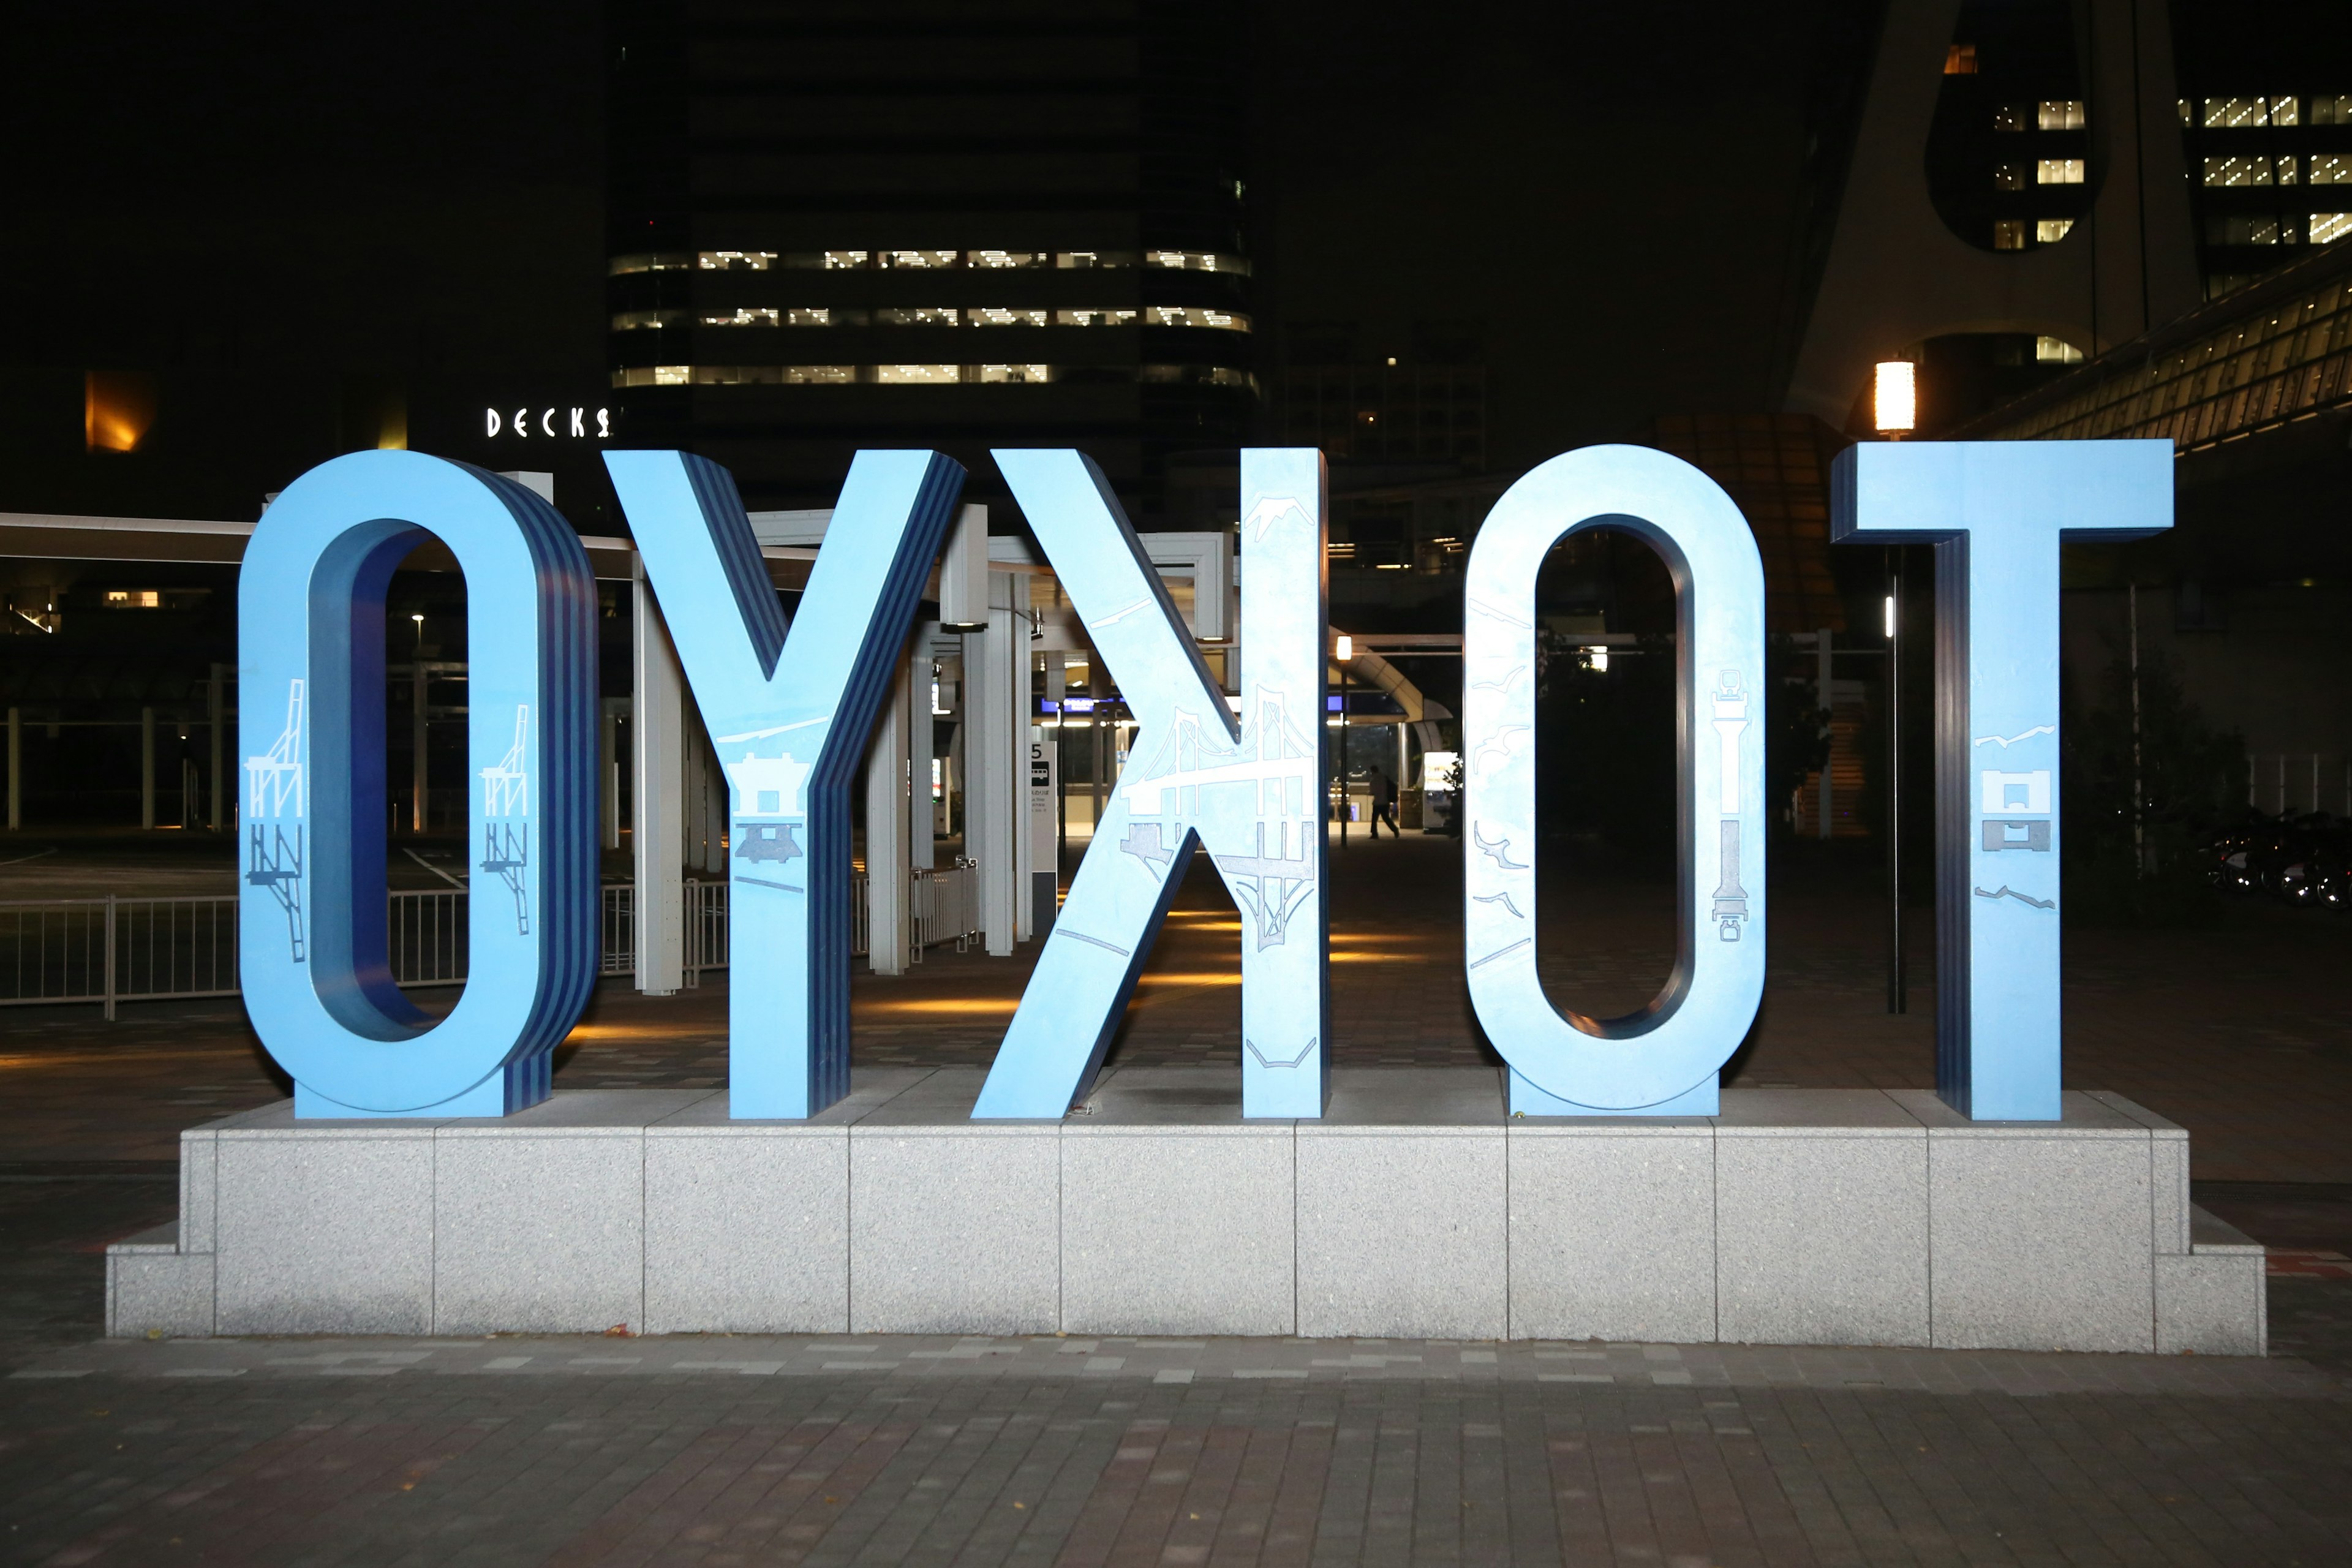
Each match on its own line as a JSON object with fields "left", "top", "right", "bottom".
{"left": 911, "top": 638, "right": 937, "bottom": 871}
{"left": 865, "top": 644, "right": 914, "bottom": 974}
{"left": 208, "top": 665, "right": 225, "bottom": 831}
{"left": 632, "top": 566, "right": 685, "bottom": 995}
{"left": 140, "top": 707, "right": 155, "bottom": 829}
{"left": 599, "top": 700, "right": 621, "bottom": 851}
{"left": 965, "top": 582, "right": 1018, "bottom": 956}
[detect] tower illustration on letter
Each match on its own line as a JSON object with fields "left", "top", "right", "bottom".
{"left": 244, "top": 679, "right": 307, "bottom": 962}
{"left": 478, "top": 705, "right": 532, "bottom": 935}
{"left": 720, "top": 720, "right": 818, "bottom": 892}
{"left": 1710, "top": 670, "right": 1750, "bottom": 941}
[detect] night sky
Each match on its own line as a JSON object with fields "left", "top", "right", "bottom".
{"left": 1, "top": 1, "right": 1853, "bottom": 511}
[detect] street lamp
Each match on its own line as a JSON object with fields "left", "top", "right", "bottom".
{"left": 412, "top": 612, "right": 424, "bottom": 647}
{"left": 1874, "top": 360, "right": 1916, "bottom": 439}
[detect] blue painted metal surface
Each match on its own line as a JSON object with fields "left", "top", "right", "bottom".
{"left": 1461, "top": 445, "right": 1768, "bottom": 1114}
{"left": 1831, "top": 440, "right": 2171, "bottom": 1120}
{"left": 238, "top": 452, "right": 600, "bottom": 1117}
{"left": 974, "top": 449, "right": 1330, "bottom": 1118}
{"left": 605, "top": 448, "right": 963, "bottom": 1119}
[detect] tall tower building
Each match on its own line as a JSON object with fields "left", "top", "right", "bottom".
{"left": 603, "top": 0, "right": 1254, "bottom": 520}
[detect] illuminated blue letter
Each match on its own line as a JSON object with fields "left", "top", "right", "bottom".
{"left": 239, "top": 451, "right": 600, "bottom": 1117}
{"left": 974, "top": 449, "right": 1330, "bottom": 1118}
{"left": 1832, "top": 440, "right": 2169, "bottom": 1120}
{"left": 605, "top": 448, "right": 964, "bottom": 1118}
{"left": 1461, "top": 446, "right": 1766, "bottom": 1114}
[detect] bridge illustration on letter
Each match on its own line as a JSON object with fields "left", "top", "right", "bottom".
{"left": 243, "top": 679, "right": 307, "bottom": 962}
{"left": 1120, "top": 688, "right": 1319, "bottom": 950}
{"left": 720, "top": 724, "right": 816, "bottom": 894}
{"left": 478, "top": 706, "right": 532, "bottom": 936}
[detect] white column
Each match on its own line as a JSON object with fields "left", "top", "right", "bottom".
{"left": 632, "top": 566, "right": 685, "bottom": 995}
{"left": 1817, "top": 627, "right": 1834, "bottom": 840}
{"left": 1011, "top": 596, "right": 1035, "bottom": 943}
{"left": 864, "top": 643, "right": 913, "bottom": 974}
{"left": 598, "top": 701, "right": 621, "bottom": 851}
{"left": 910, "top": 639, "right": 936, "bottom": 872}
{"left": 967, "top": 568, "right": 1023, "bottom": 956}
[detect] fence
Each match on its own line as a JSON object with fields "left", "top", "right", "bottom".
{"left": 0, "top": 864, "right": 984, "bottom": 1016}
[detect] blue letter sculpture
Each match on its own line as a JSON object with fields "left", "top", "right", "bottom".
{"left": 1831, "top": 440, "right": 2170, "bottom": 1120}
{"left": 605, "top": 448, "right": 964, "bottom": 1118}
{"left": 1461, "top": 446, "right": 1766, "bottom": 1115}
{"left": 974, "top": 449, "right": 1330, "bottom": 1118}
{"left": 239, "top": 451, "right": 599, "bottom": 1117}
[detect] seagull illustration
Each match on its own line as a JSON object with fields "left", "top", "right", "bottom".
{"left": 1472, "top": 725, "right": 1529, "bottom": 777}
{"left": 1473, "top": 824, "right": 1528, "bottom": 871}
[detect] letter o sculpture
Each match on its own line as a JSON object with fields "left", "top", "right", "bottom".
{"left": 1461, "top": 445, "right": 1766, "bottom": 1114}
{"left": 238, "top": 451, "right": 599, "bottom": 1117}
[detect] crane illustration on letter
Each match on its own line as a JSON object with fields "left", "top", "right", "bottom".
{"left": 244, "top": 680, "right": 307, "bottom": 962}
{"left": 479, "top": 705, "right": 532, "bottom": 935}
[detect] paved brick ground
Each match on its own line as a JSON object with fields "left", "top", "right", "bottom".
{"left": 5, "top": 1333, "right": 2351, "bottom": 1567}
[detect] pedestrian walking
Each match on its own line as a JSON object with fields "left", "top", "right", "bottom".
{"left": 1366, "top": 763, "right": 1400, "bottom": 840}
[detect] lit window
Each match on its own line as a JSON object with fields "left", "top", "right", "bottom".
{"left": 975, "top": 364, "right": 1050, "bottom": 383}
{"left": 2204, "top": 156, "right": 2273, "bottom": 186}
{"left": 875, "top": 364, "right": 962, "bottom": 383}
{"left": 875, "top": 307, "right": 960, "bottom": 327}
{"left": 2205, "top": 97, "right": 2271, "bottom": 128}
{"left": 1144, "top": 251, "right": 1252, "bottom": 276}
{"left": 1139, "top": 364, "right": 1257, "bottom": 389}
{"left": 104, "top": 590, "right": 162, "bottom": 608}
{"left": 1055, "top": 251, "right": 1136, "bottom": 268}
{"left": 1054, "top": 308, "right": 1139, "bottom": 326}
{"left": 611, "top": 309, "right": 687, "bottom": 331}
{"left": 2038, "top": 100, "right": 2086, "bottom": 130}
{"left": 2270, "top": 94, "right": 2299, "bottom": 126}
{"left": 1993, "top": 219, "right": 2027, "bottom": 250}
{"left": 608, "top": 253, "right": 690, "bottom": 275}
{"left": 85, "top": 371, "right": 156, "bottom": 453}
{"left": 969, "top": 250, "right": 1046, "bottom": 268}
{"left": 1994, "top": 104, "right": 2026, "bottom": 132}
{"left": 776, "top": 251, "right": 871, "bottom": 270}
{"left": 2037, "top": 158, "right": 2084, "bottom": 184}
{"left": 968, "top": 307, "right": 1048, "bottom": 326}
{"left": 784, "top": 365, "right": 854, "bottom": 383}
{"left": 2313, "top": 155, "right": 2352, "bottom": 185}
{"left": 882, "top": 250, "right": 957, "bottom": 269}
{"left": 2313, "top": 213, "right": 2352, "bottom": 244}
{"left": 2035, "top": 218, "right": 2075, "bottom": 242}
{"left": 1143, "top": 306, "right": 1250, "bottom": 331}
{"left": 1996, "top": 164, "right": 2027, "bottom": 190}
{"left": 785, "top": 307, "right": 867, "bottom": 326}
{"left": 698, "top": 251, "right": 777, "bottom": 271}
{"left": 2278, "top": 154, "right": 2299, "bottom": 185}
{"left": 701, "top": 308, "right": 780, "bottom": 327}
{"left": 693, "top": 365, "right": 784, "bottom": 385}
{"left": 2312, "top": 96, "right": 2352, "bottom": 125}
{"left": 609, "top": 366, "right": 693, "bottom": 388}
{"left": 2035, "top": 336, "right": 2084, "bottom": 363}
{"left": 1945, "top": 43, "right": 1977, "bottom": 74}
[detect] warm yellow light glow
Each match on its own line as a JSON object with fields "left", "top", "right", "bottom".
{"left": 85, "top": 371, "right": 156, "bottom": 453}
{"left": 1335, "top": 634, "right": 1353, "bottom": 660}
{"left": 1873, "top": 360, "right": 1916, "bottom": 434}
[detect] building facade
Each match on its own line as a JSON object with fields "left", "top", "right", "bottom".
{"left": 603, "top": 0, "right": 1256, "bottom": 519}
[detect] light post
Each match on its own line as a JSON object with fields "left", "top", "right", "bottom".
{"left": 1335, "top": 633, "right": 1352, "bottom": 850}
{"left": 1874, "top": 360, "right": 1912, "bottom": 1014}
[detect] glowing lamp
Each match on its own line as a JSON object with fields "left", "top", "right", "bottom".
{"left": 1874, "top": 360, "right": 1916, "bottom": 436}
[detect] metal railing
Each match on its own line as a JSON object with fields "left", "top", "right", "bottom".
{"left": 0, "top": 865, "right": 986, "bottom": 1015}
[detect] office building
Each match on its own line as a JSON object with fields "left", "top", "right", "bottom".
{"left": 603, "top": 0, "right": 1254, "bottom": 519}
